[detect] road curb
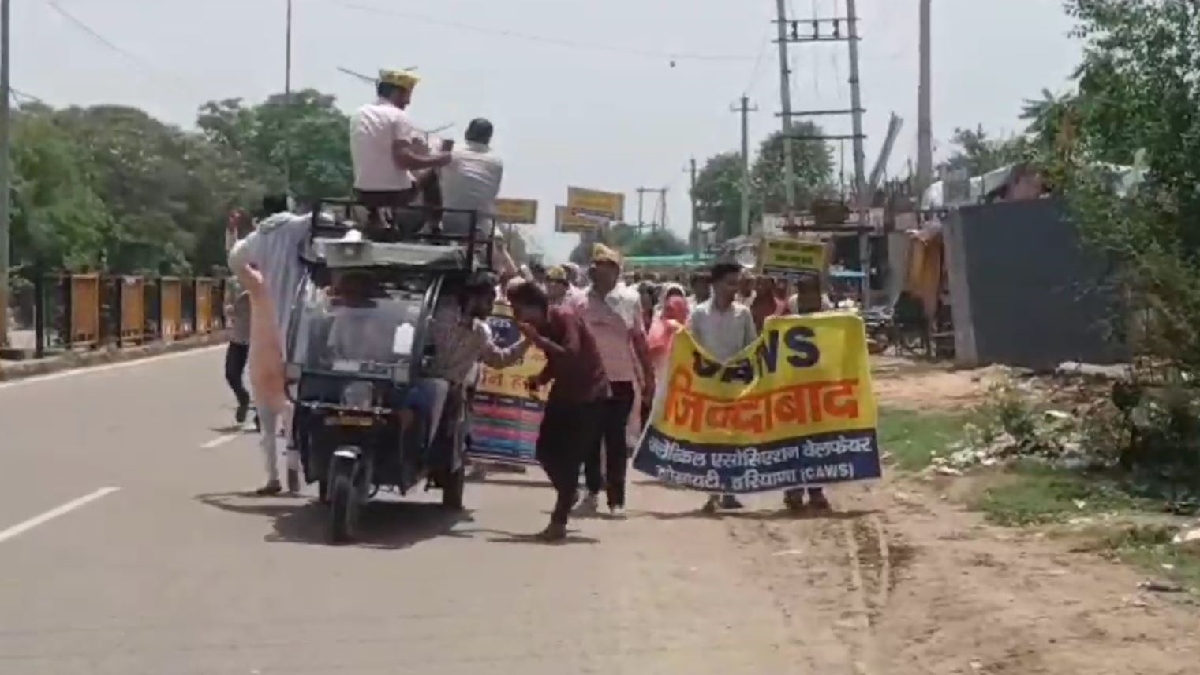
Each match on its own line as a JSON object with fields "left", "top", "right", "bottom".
{"left": 0, "top": 332, "right": 229, "bottom": 382}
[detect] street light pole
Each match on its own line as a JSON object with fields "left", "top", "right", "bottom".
{"left": 0, "top": 0, "right": 11, "bottom": 348}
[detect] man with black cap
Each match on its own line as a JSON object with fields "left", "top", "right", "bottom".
{"left": 440, "top": 118, "right": 505, "bottom": 236}
{"left": 350, "top": 68, "right": 452, "bottom": 230}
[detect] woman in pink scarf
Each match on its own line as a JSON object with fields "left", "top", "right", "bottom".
{"left": 643, "top": 295, "right": 690, "bottom": 423}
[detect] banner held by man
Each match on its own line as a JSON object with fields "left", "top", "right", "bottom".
{"left": 633, "top": 313, "right": 881, "bottom": 493}
{"left": 468, "top": 301, "right": 547, "bottom": 466}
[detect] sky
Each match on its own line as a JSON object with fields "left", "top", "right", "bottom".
{"left": 12, "top": 0, "right": 1082, "bottom": 262}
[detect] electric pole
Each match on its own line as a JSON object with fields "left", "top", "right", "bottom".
{"left": 731, "top": 95, "right": 758, "bottom": 237}
{"left": 0, "top": 0, "right": 11, "bottom": 348}
{"left": 688, "top": 158, "right": 699, "bottom": 259}
{"left": 916, "top": 0, "right": 933, "bottom": 195}
{"left": 635, "top": 187, "right": 668, "bottom": 232}
{"left": 283, "top": 0, "right": 294, "bottom": 195}
{"left": 773, "top": 0, "right": 797, "bottom": 219}
{"left": 776, "top": 1, "right": 872, "bottom": 297}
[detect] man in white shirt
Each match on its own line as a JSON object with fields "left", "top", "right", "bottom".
{"left": 229, "top": 196, "right": 333, "bottom": 495}
{"left": 440, "top": 118, "right": 504, "bottom": 236}
{"left": 349, "top": 68, "right": 452, "bottom": 232}
{"left": 686, "top": 261, "right": 758, "bottom": 512}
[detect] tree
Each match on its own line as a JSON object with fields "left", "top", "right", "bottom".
{"left": 196, "top": 89, "right": 354, "bottom": 199}
{"left": 9, "top": 108, "right": 112, "bottom": 271}
{"left": 941, "top": 125, "right": 1029, "bottom": 176}
{"left": 691, "top": 151, "right": 749, "bottom": 242}
{"left": 1052, "top": 0, "right": 1200, "bottom": 497}
{"left": 566, "top": 223, "right": 687, "bottom": 266}
{"left": 624, "top": 229, "right": 689, "bottom": 257}
{"left": 1020, "top": 87, "right": 1078, "bottom": 152}
{"left": 751, "top": 123, "right": 834, "bottom": 214}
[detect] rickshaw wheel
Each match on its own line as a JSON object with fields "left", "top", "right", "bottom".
{"left": 328, "top": 472, "right": 358, "bottom": 543}
{"left": 441, "top": 466, "right": 465, "bottom": 510}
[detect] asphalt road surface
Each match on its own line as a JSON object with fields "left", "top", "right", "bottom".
{"left": 0, "top": 347, "right": 813, "bottom": 674}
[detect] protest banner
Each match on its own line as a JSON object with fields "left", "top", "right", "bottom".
{"left": 632, "top": 313, "right": 881, "bottom": 493}
{"left": 467, "top": 302, "right": 546, "bottom": 466}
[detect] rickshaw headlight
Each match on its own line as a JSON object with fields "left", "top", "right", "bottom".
{"left": 340, "top": 381, "right": 374, "bottom": 408}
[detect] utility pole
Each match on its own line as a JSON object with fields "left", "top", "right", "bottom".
{"left": 846, "top": 0, "right": 871, "bottom": 299}
{"left": 731, "top": 95, "right": 758, "bottom": 237}
{"left": 773, "top": 0, "right": 797, "bottom": 219}
{"left": 916, "top": 0, "right": 933, "bottom": 195}
{"left": 282, "top": 0, "right": 294, "bottom": 195}
{"left": 776, "top": 1, "right": 872, "bottom": 298}
{"left": 688, "top": 158, "right": 699, "bottom": 259}
{"left": 0, "top": 0, "right": 10, "bottom": 348}
{"left": 635, "top": 187, "right": 667, "bottom": 232}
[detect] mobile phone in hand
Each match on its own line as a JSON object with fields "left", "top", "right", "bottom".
{"left": 441, "top": 139, "right": 455, "bottom": 151}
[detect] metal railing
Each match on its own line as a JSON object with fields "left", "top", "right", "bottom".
{"left": 4, "top": 271, "right": 228, "bottom": 359}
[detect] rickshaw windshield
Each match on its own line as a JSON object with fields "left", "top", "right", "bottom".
{"left": 289, "top": 279, "right": 425, "bottom": 374}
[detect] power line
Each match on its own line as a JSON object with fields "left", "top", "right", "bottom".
{"left": 331, "top": 0, "right": 757, "bottom": 62}
{"left": 42, "top": 0, "right": 160, "bottom": 73}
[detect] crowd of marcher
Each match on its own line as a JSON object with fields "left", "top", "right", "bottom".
{"left": 220, "top": 66, "right": 854, "bottom": 541}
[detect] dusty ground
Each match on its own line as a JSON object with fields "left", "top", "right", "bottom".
{"left": 718, "top": 357, "right": 1200, "bottom": 674}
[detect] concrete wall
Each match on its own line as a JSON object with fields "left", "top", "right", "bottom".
{"left": 946, "top": 198, "right": 1127, "bottom": 370}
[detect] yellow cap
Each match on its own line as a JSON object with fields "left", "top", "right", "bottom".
{"left": 378, "top": 69, "right": 420, "bottom": 89}
{"left": 591, "top": 243, "right": 621, "bottom": 265}
{"left": 546, "top": 265, "right": 568, "bottom": 282}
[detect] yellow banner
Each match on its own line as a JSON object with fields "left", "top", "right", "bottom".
{"left": 566, "top": 186, "right": 625, "bottom": 221}
{"left": 633, "top": 313, "right": 882, "bottom": 492}
{"left": 493, "top": 198, "right": 538, "bottom": 225}
{"left": 555, "top": 205, "right": 598, "bottom": 233}
{"left": 760, "top": 238, "right": 826, "bottom": 278}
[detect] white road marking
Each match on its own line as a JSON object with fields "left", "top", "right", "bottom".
{"left": 0, "top": 487, "right": 121, "bottom": 544}
{"left": 201, "top": 434, "right": 241, "bottom": 449}
{"left": 0, "top": 345, "right": 223, "bottom": 392}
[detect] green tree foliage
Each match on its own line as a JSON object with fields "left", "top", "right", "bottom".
{"left": 751, "top": 124, "right": 834, "bottom": 214}
{"left": 1054, "top": 0, "right": 1200, "bottom": 491}
{"left": 941, "top": 125, "right": 1030, "bottom": 176}
{"left": 691, "top": 151, "right": 750, "bottom": 242}
{"left": 687, "top": 123, "right": 833, "bottom": 244}
{"left": 566, "top": 224, "right": 689, "bottom": 266}
{"left": 8, "top": 89, "right": 354, "bottom": 275}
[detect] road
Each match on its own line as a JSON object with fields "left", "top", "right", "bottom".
{"left": 0, "top": 347, "right": 816, "bottom": 674}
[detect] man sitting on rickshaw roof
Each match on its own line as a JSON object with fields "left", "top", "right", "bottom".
{"left": 349, "top": 67, "right": 452, "bottom": 232}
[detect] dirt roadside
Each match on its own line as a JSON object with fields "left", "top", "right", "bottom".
{"left": 714, "top": 358, "right": 1200, "bottom": 675}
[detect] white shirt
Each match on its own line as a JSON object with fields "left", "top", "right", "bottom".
{"left": 228, "top": 211, "right": 330, "bottom": 342}
{"left": 439, "top": 142, "right": 504, "bottom": 233}
{"left": 349, "top": 99, "right": 417, "bottom": 191}
{"left": 686, "top": 300, "right": 758, "bottom": 362}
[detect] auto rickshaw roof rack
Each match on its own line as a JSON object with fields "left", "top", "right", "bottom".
{"left": 307, "top": 197, "right": 498, "bottom": 273}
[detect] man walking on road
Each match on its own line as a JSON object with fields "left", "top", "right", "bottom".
{"left": 509, "top": 281, "right": 608, "bottom": 542}
{"left": 571, "top": 244, "right": 653, "bottom": 519}
{"left": 223, "top": 277, "right": 252, "bottom": 426}
{"left": 228, "top": 195, "right": 329, "bottom": 495}
{"left": 687, "top": 261, "right": 758, "bottom": 513}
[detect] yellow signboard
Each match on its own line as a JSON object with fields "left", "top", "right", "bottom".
{"left": 760, "top": 238, "right": 826, "bottom": 278}
{"left": 555, "top": 205, "right": 599, "bottom": 233}
{"left": 493, "top": 198, "right": 538, "bottom": 225}
{"left": 566, "top": 187, "right": 625, "bottom": 222}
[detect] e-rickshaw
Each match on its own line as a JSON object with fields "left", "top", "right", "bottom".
{"left": 284, "top": 199, "right": 496, "bottom": 543}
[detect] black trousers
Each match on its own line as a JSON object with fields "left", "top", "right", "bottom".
{"left": 537, "top": 400, "right": 602, "bottom": 527}
{"left": 224, "top": 342, "right": 250, "bottom": 407}
{"left": 583, "top": 381, "right": 636, "bottom": 508}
